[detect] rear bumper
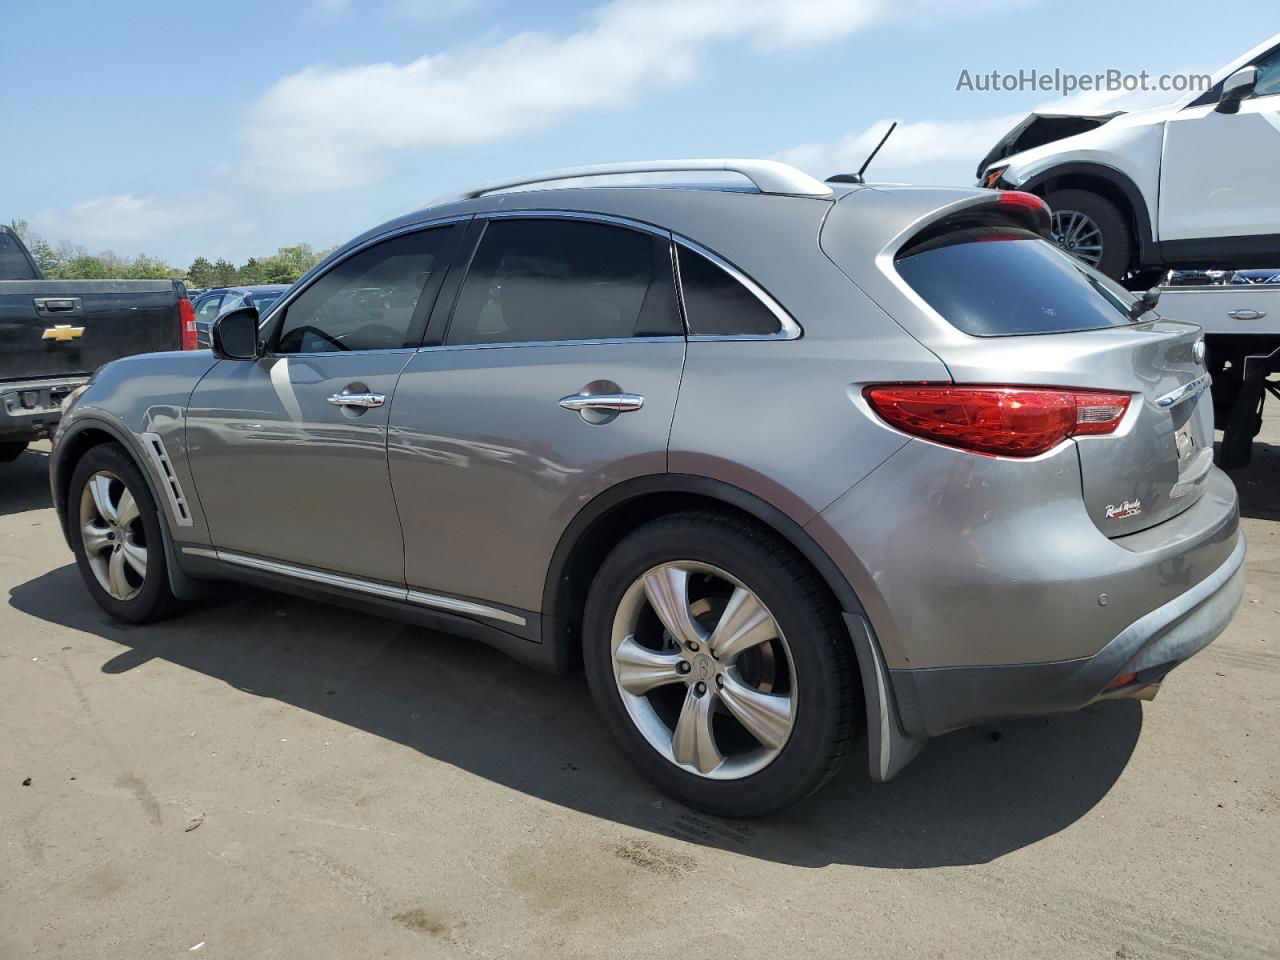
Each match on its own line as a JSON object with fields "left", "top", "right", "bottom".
{"left": 0, "top": 377, "right": 84, "bottom": 442}
{"left": 887, "top": 531, "right": 1245, "bottom": 737}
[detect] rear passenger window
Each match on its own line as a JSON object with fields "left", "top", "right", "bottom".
{"left": 676, "top": 245, "right": 784, "bottom": 337}
{"left": 446, "top": 219, "right": 681, "bottom": 345}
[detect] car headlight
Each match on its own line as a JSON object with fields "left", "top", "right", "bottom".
{"left": 982, "top": 165, "right": 1009, "bottom": 189}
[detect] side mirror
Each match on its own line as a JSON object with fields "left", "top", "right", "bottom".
{"left": 1215, "top": 66, "right": 1257, "bottom": 114}
{"left": 211, "top": 306, "right": 261, "bottom": 360}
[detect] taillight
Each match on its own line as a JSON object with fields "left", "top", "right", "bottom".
{"left": 178, "top": 297, "right": 198, "bottom": 350}
{"left": 996, "top": 190, "right": 1049, "bottom": 216}
{"left": 864, "top": 385, "right": 1131, "bottom": 458}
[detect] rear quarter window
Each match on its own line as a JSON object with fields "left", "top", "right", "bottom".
{"left": 894, "top": 227, "right": 1135, "bottom": 337}
{"left": 0, "top": 232, "right": 37, "bottom": 280}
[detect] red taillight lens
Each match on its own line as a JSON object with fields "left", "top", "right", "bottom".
{"left": 178, "top": 297, "right": 198, "bottom": 350}
{"left": 997, "top": 190, "right": 1049, "bottom": 216}
{"left": 864, "top": 385, "right": 1131, "bottom": 457}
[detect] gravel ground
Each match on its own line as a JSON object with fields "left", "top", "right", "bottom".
{"left": 2, "top": 413, "right": 1278, "bottom": 960}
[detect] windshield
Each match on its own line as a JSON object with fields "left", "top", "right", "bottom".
{"left": 895, "top": 227, "right": 1136, "bottom": 337}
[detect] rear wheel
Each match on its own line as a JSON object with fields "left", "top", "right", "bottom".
{"left": 1044, "top": 188, "right": 1131, "bottom": 280}
{"left": 583, "top": 511, "right": 859, "bottom": 817}
{"left": 0, "top": 441, "right": 29, "bottom": 463}
{"left": 69, "top": 443, "right": 180, "bottom": 623}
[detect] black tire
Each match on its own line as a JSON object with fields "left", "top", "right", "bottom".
{"left": 68, "top": 442, "right": 181, "bottom": 623}
{"left": 583, "top": 511, "right": 860, "bottom": 817}
{"left": 0, "top": 441, "right": 29, "bottom": 463}
{"left": 1043, "top": 188, "right": 1132, "bottom": 280}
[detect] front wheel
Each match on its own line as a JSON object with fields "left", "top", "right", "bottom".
{"left": 583, "top": 511, "right": 860, "bottom": 817}
{"left": 1043, "top": 188, "right": 1132, "bottom": 280}
{"left": 69, "top": 443, "right": 180, "bottom": 623}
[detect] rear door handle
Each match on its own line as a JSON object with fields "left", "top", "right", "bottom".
{"left": 1228, "top": 309, "right": 1266, "bottom": 320}
{"left": 327, "top": 392, "right": 386, "bottom": 408}
{"left": 558, "top": 393, "right": 645, "bottom": 413}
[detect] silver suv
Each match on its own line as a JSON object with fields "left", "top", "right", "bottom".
{"left": 51, "top": 160, "right": 1245, "bottom": 816}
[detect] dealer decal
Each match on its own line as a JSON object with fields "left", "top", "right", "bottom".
{"left": 1105, "top": 499, "right": 1142, "bottom": 520}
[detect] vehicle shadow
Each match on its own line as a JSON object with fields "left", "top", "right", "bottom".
{"left": 0, "top": 447, "right": 53, "bottom": 517}
{"left": 1222, "top": 438, "right": 1280, "bottom": 521}
{"left": 10, "top": 564, "right": 1141, "bottom": 868}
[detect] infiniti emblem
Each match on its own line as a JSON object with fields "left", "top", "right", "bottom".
{"left": 1193, "top": 338, "right": 1206, "bottom": 365}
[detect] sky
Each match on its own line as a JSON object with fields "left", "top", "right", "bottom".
{"left": 1, "top": 0, "right": 1273, "bottom": 266}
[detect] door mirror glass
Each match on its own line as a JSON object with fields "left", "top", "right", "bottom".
{"left": 1215, "top": 66, "right": 1257, "bottom": 113}
{"left": 211, "top": 306, "right": 261, "bottom": 360}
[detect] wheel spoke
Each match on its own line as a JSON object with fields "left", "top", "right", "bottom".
{"left": 641, "top": 565, "right": 705, "bottom": 649}
{"left": 671, "top": 686, "right": 722, "bottom": 774}
{"left": 121, "top": 541, "right": 147, "bottom": 579}
{"left": 82, "top": 520, "right": 113, "bottom": 557}
{"left": 708, "top": 586, "right": 776, "bottom": 664}
{"left": 115, "top": 489, "right": 140, "bottom": 529}
{"left": 107, "top": 547, "right": 132, "bottom": 598}
{"left": 89, "top": 475, "right": 117, "bottom": 522}
{"left": 717, "top": 672, "right": 794, "bottom": 750}
{"left": 614, "top": 635, "right": 686, "bottom": 695}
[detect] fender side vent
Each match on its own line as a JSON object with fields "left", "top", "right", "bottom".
{"left": 140, "top": 432, "right": 193, "bottom": 527}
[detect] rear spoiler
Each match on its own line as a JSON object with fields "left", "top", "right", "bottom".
{"left": 894, "top": 191, "right": 1052, "bottom": 261}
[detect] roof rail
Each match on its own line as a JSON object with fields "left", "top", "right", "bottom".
{"left": 434, "top": 159, "right": 834, "bottom": 204}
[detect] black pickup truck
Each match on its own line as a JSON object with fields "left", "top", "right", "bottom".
{"left": 0, "top": 225, "right": 196, "bottom": 462}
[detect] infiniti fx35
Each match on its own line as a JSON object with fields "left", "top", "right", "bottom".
{"left": 51, "top": 159, "right": 1244, "bottom": 816}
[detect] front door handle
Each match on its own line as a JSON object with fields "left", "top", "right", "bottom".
{"left": 1228, "top": 308, "right": 1266, "bottom": 321}
{"left": 558, "top": 393, "right": 645, "bottom": 413}
{"left": 327, "top": 391, "right": 386, "bottom": 408}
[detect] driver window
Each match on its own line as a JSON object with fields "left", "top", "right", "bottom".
{"left": 274, "top": 227, "right": 455, "bottom": 354}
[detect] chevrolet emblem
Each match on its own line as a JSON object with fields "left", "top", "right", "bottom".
{"left": 42, "top": 325, "right": 85, "bottom": 342}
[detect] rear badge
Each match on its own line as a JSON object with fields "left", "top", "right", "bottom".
{"left": 1105, "top": 499, "right": 1142, "bottom": 521}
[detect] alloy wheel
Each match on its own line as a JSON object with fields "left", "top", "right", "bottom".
{"left": 79, "top": 470, "right": 148, "bottom": 601}
{"left": 1051, "top": 209, "right": 1105, "bottom": 268}
{"left": 610, "top": 561, "right": 796, "bottom": 779}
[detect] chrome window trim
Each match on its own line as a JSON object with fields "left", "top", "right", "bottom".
{"left": 673, "top": 238, "right": 802, "bottom": 341}
{"left": 474, "top": 208, "right": 670, "bottom": 238}
{"left": 261, "top": 214, "right": 474, "bottom": 356}
{"left": 179, "top": 546, "right": 527, "bottom": 627}
{"left": 419, "top": 336, "right": 684, "bottom": 353}
{"left": 461, "top": 209, "right": 800, "bottom": 343}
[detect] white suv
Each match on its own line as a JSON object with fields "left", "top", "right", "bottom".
{"left": 978, "top": 34, "right": 1280, "bottom": 281}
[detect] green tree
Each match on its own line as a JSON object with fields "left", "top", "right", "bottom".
{"left": 187, "top": 256, "right": 216, "bottom": 288}
{"left": 237, "top": 257, "right": 267, "bottom": 285}
{"left": 8, "top": 218, "right": 29, "bottom": 239}
{"left": 211, "top": 258, "right": 238, "bottom": 287}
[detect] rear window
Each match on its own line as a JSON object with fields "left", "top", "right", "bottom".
{"left": 0, "top": 232, "right": 37, "bottom": 280}
{"left": 895, "top": 227, "right": 1134, "bottom": 337}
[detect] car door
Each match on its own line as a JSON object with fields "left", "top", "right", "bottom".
{"left": 388, "top": 215, "right": 686, "bottom": 620}
{"left": 185, "top": 223, "right": 465, "bottom": 585}
{"left": 1160, "top": 44, "right": 1280, "bottom": 246}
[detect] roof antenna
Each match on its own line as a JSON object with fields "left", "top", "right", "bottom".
{"left": 826, "top": 121, "right": 898, "bottom": 185}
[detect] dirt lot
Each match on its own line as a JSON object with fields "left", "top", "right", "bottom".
{"left": 2, "top": 413, "right": 1278, "bottom": 960}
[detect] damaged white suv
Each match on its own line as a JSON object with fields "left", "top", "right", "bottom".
{"left": 978, "top": 34, "right": 1280, "bottom": 281}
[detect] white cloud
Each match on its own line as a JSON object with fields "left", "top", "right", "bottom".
{"left": 31, "top": 194, "right": 213, "bottom": 249}
{"left": 243, "top": 0, "right": 1026, "bottom": 191}
{"left": 775, "top": 113, "right": 1026, "bottom": 187}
